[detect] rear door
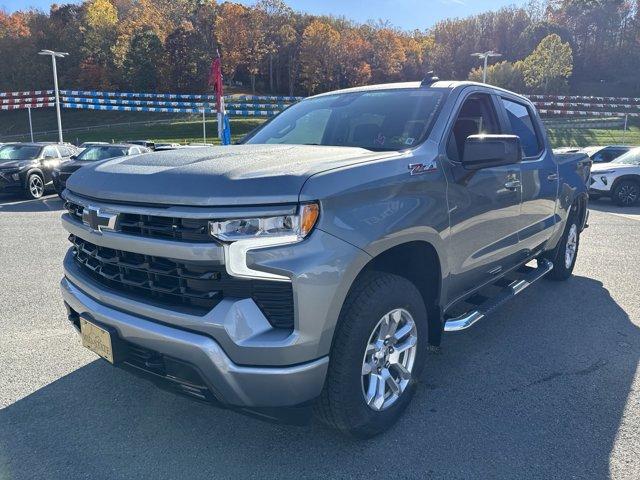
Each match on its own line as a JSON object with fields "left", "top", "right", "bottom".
{"left": 500, "top": 96, "right": 559, "bottom": 253}
{"left": 443, "top": 91, "right": 523, "bottom": 303}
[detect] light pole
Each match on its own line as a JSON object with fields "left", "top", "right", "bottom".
{"left": 38, "top": 49, "right": 68, "bottom": 144}
{"left": 471, "top": 51, "right": 502, "bottom": 84}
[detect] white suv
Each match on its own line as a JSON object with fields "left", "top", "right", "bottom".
{"left": 590, "top": 147, "right": 640, "bottom": 206}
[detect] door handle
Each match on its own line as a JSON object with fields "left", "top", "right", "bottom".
{"left": 547, "top": 173, "right": 559, "bottom": 181}
{"left": 504, "top": 180, "right": 521, "bottom": 190}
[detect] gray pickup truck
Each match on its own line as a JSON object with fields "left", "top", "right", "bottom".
{"left": 60, "top": 80, "right": 590, "bottom": 437}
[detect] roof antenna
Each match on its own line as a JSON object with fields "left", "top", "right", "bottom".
{"left": 421, "top": 71, "right": 439, "bottom": 87}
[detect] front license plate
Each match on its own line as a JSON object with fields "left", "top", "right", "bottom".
{"left": 80, "top": 318, "right": 114, "bottom": 364}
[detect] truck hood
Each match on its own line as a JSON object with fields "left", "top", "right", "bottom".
{"left": 66, "top": 144, "right": 394, "bottom": 206}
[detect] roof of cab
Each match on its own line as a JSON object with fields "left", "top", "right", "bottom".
{"left": 307, "top": 80, "right": 530, "bottom": 103}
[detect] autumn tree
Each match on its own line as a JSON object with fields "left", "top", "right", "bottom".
{"left": 164, "top": 21, "right": 208, "bottom": 92}
{"left": 123, "top": 29, "right": 164, "bottom": 90}
{"left": 82, "top": 0, "right": 119, "bottom": 87}
{"left": 215, "top": 2, "right": 250, "bottom": 82}
{"left": 255, "top": 0, "right": 293, "bottom": 92}
{"left": 521, "top": 34, "right": 573, "bottom": 93}
{"left": 245, "top": 7, "right": 268, "bottom": 93}
{"left": 369, "top": 28, "right": 406, "bottom": 83}
{"left": 468, "top": 60, "right": 525, "bottom": 92}
{"left": 299, "top": 20, "right": 340, "bottom": 94}
{"left": 337, "top": 29, "right": 372, "bottom": 88}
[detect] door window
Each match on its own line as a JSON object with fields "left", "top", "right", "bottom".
{"left": 58, "top": 146, "right": 72, "bottom": 157}
{"left": 447, "top": 94, "right": 501, "bottom": 162}
{"left": 502, "top": 98, "right": 542, "bottom": 158}
{"left": 42, "top": 146, "right": 60, "bottom": 158}
{"left": 592, "top": 148, "right": 626, "bottom": 163}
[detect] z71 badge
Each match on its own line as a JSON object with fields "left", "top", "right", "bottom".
{"left": 408, "top": 162, "right": 437, "bottom": 176}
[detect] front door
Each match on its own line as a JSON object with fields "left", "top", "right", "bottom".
{"left": 443, "top": 92, "right": 523, "bottom": 304}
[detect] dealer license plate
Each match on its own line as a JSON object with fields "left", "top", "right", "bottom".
{"left": 80, "top": 317, "right": 114, "bottom": 364}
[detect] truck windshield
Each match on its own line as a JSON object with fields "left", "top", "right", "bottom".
{"left": 0, "top": 145, "right": 42, "bottom": 162}
{"left": 243, "top": 89, "right": 445, "bottom": 152}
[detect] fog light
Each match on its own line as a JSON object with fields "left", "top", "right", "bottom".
{"left": 11, "top": 173, "right": 19, "bottom": 181}
{"left": 601, "top": 176, "right": 608, "bottom": 185}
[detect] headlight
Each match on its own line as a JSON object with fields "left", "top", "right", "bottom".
{"left": 210, "top": 203, "right": 320, "bottom": 281}
{"left": 209, "top": 203, "right": 319, "bottom": 242}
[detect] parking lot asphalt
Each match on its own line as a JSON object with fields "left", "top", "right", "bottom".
{"left": 0, "top": 193, "right": 638, "bottom": 480}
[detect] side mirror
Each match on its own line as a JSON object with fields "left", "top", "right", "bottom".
{"left": 44, "top": 154, "right": 57, "bottom": 160}
{"left": 462, "top": 134, "right": 522, "bottom": 170}
{"left": 70, "top": 155, "right": 77, "bottom": 160}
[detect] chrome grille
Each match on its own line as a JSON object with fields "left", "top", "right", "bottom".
{"left": 65, "top": 201, "right": 212, "bottom": 243}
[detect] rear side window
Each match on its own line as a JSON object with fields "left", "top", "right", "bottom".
{"left": 502, "top": 98, "right": 543, "bottom": 158}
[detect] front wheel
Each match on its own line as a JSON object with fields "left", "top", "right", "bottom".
{"left": 316, "top": 272, "right": 428, "bottom": 438}
{"left": 25, "top": 173, "right": 45, "bottom": 199}
{"left": 612, "top": 179, "right": 640, "bottom": 207}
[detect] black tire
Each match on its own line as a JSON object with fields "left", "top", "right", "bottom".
{"left": 25, "top": 173, "right": 45, "bottom": 199}
{"left": 544, "top": 206, "right": 580, "bottom": 281}
{"left": 315, "top": 271, "right": 429, "bottom": 438}
{"left": 611, "top": 179, "right": 640, "bottom": 207}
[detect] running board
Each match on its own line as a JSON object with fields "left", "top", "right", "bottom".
{"left": 444, "top": 259, "right": 554, "bottom": 332}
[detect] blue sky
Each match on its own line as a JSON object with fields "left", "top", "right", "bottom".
{"left": 4, "top": 0, "right": 527, "bottom": 30}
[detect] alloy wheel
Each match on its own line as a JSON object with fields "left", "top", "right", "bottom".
{"left": 361, "top": 308, "right": 418, "bottom": 411}
{"left": 565, "top": 223, "right": 578, "bottom": 269}
{"left": 617, "top": 183, "right": 639, "bottom": 205}
{"left": 29, "top": 175, "right": 44, "bottom": 198}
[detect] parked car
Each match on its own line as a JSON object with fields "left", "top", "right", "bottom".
{"left": 77, "top": 141, "right": 109, "bottom": 152}
{"left": 52, "top": 143, "right": 150, "bottom": 196}
{"left": 127, "top": 140, "right": 156, "bottom": 150}
{"left": 60, "top": 81, "right": 590, "bottom": 437}
{"left": 582, "top": 145, "right": 633, "bottom": 164}
{"left": 155, "top": 142, "right": 181, "bottom": 149}
{"left": 590, "top": 147, "right": 640, "bottom": 205}
{"left": 0, "top": 142, "right": 78, "bottom": 199}
{"left": 554, "top": 146, "right": 582, "bottom": 154}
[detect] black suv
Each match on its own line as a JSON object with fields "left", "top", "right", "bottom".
{"left": 52, "top": 143, "right": 150, "bottom": 196}
{"left": 0, "top": 142, "right": 78, "bottom": 199}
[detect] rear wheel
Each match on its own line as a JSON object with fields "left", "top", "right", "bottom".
{"left": 25, "top": 173, "right": 44, "bottom": 199}
{"left": 544, "top": 206, "right": 580, "bottom": 281}
{"left": 612, "top": 179, "right": 640, "bottom": 207}
{"left": 316, "top": 272, "right": 428, "bottom": 438}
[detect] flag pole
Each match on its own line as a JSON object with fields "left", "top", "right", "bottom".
{"left": 202, "top": 107, "right": 206, "bottom": 144}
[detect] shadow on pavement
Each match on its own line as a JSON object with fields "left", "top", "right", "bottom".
{"left": 0, "top": 193, "right": 64, "bottom": 213}
{"left": 589, "top": 197, "right": 640, "bottom": 217}
{"left": 0, "top": 276, "right": 637, "bottom": 479}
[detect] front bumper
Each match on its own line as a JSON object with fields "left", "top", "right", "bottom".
{"left": 0, "top": 174, "right": 22, "bottom": 193}
{"left": 589, "top": 174, "right": 613, "bottom": 194}
{"left": 61, "top": 277, "right": 329, "bottom": 408}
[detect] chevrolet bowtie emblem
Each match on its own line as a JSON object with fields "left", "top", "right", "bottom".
{"left": 82, "top": 206, "right": 118, "bottom": 232}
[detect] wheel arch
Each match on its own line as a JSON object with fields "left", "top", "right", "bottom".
{"left": 23, "top": 167, "right": 45, "bottom": 189}
{"left": 611, "top": 174, "right": 640, "bottom": 193}
{"left": 343, "top": 240, "right": 444, "bottom": 347}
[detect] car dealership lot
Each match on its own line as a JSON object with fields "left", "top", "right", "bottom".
{"left": 0, "top": 194, "right": 638, "bottom": 480}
